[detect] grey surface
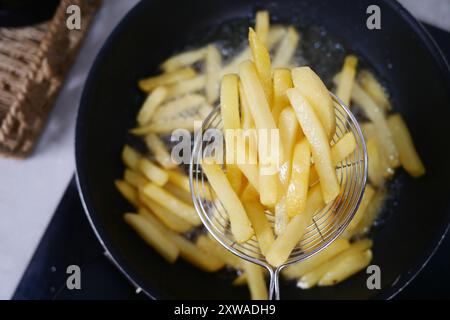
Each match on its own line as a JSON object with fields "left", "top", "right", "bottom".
{"left": 0, "top": 0, "right": 448, "bottom": 299}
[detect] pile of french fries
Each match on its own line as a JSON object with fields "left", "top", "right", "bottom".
{"left": 115, "top": 11, "right": 426, "bottom": 299}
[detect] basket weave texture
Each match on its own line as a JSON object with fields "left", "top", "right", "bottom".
{"left": 0, "top": 0, "right": 101, "bottom": 158}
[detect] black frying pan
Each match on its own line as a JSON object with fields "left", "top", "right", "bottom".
{"left": 75, "top": 0, "right": 450, "bottom": 299}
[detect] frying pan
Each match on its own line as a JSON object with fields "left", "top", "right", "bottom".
{"left": 75, "top": 0, "right": 450, "bottom": 299}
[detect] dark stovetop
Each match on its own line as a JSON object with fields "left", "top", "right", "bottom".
{"left": 12, "top": 24, "right": 450, "bottom": 300}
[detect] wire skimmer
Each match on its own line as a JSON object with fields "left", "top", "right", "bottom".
{"left": 189, "top": 92, "right": 368, "bottom": 300}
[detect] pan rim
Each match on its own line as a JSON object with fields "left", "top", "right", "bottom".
{"left": 75, "top": 0, "right": 450, "bottom": 300}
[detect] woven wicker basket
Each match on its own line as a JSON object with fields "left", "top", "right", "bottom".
{"left": 0, "top": 0, "right": 101, "bottom": 158}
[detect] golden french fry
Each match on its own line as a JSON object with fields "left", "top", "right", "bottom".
{"left": 124, "top": 213, "right": 179, "bottom": 262}
{"left": 152, "top": 94, "right": 205, "bottom": 122}
{"left": 198, "top": 103, "right": 214, "bottom": 120}
{"left": 139, "top": 193, "right": 192, "bottom": 233}
{"left": 161, "top": 47, "right": 206, "bottom": 72}
{"left": 164, "top": 182, "right": 192, "bottom": 204}
{"left": 335, "top": 55, "right": 358, "bottom": 107}
{"left": 167, "top": 169, "right": 191, "bottom": 194}
{"left": 138, "top": 158, "right": 169, "bottom": 186}
{"left": 272, "top": 69, "right": 293, "bottom": 122}
{"left": 361, "top": 122, "right": 376, "bottom": 140}
{"left": 287, "top": 88, "right": 339, "bottom": 203}
{"left": 278, "top": 107, "right": 302, "bottom": 188}
{"left": 165, "top": 75, "right": 206, "bottom": 100}
{"left": 388, "top": 114, "right": 425, "bottom": 177}
{"left": 272, "top": 26, "right": 299, "bottom": 68}
{"left": 351, "top": 82, "right": 399, "bottom": 168}
{"left": 239, "top": 60, "right": 281, "bottom": 206}
{"left": 137, "top": 87, "right": 168, "bottom": 126}
{"left": 266, "top": 184, "right": 324, "bottom": 267}
{"left": 243, "top": 261, "right": 268, "bottom": 300}
{"left": 130, "top": 118, "right": 199, "bottom": 135}
{"left": 274, "top": 197, "right": 288, "bottom": 236}
{"left": 249, "top": 28, "right": 273, "bottom": 104}
{"left": 347, "top": 185, "right": 375, "bottom": 232}
{"left": 115, "top": 180, "right": 141, "bottom": 208}
{"left": 124, "top": 169, "right": 148, "bottom": 188}
{"left": 267, "top": 25, "right": 286, "bottom": 48}
{"left": 170, "top": 232, "right": 225, "bottom": 272}
{"left": 202, "top": 160, "right": 254, "bottom": 243}
{"left": 255, "top": 10, "right": 270, "bottom": 45}
{"left": 358, "top": 70, "right": 391, "bottom": 111}
{"left": 283, "top": 238, "right": 350, "bottom": 278}
{"left": 292, "top": 67, "right": 335, "bottom": 138}
{"left": 144, "top": 134, "right": 177, "bottom": 169}
{"left": 122, "top": 145, "right": 141, "bottom": 170}
{"left": 196, "top": 235, "right": 242, "bottom": 269}
{"left": 235, "top": 130, "right": 259, "bottom": 192}
{"left": 298, "top": 238, "right": 372, "bottom": 288}
{"left": 220, "top": 74, "right": 243, "bottom": 193}
{"left": 239, "top": 81, "right": 254, "bottom": 130}
{"left": 141, "top": 183, "right": 201, "bottom": 225}
{"left": 206, "top": 44, "right": 222, "bottom": 104}
{"left": 286, "top": 139, "right": 311, "bottom": 217}
{"left": 242, "top": 200, "right": 274, "bottom": 256}
{"left": 319, "top": 249, "right": 372, "bottom": 286}
{"left": 240, "top": 183, "right": 260, "bottom": 202}
{"left": 139, "top": 67, "right": 196, "bottom": 92}
{"left": 366, "top": 138, "right": 384, "bottom": 186}
{"left": 352, "top": 188, "right": 387, "bottom": 235}
{"left": 331, "top": 132, "right": 356, "bottom": 164}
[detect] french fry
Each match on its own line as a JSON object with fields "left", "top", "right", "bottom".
{"left": 139, "top": 67, "right": 196, "bottom": 92}
{"left": 220, "top": 74, "right": 242, "bottom": 193}
{"left": 115, "top": 180, "right": 140, "bottom": 208}
{"left": 286, "top": 139, "right": 311, "bottom": 217}
{"left": 291, "top": 67, "right": 336, "bottom": 138}
{"left": 198, "top": 103, "right": 214, "bottom": 120}
{"left": 335, "top": 55, "right": 358, "bottom": 107}
{"left": 352, "top": 188, "right": 387, "bottom": 236}
{"left": 287, "top": 88, "right": 339, "bottom": 203}
{"left": 160, "top": 47, "right": 206, "bottom": 72}
{"left": 266, "top": 184, "right": 324, "bottom": 267}
{"left": 318, "top": 249, "right": 372, "bottom": 286}
{"left": 137, "top": 87, "right": 168, "bottom": 126}
{"left": 240, "top": 183, "right": 260, "bottom": 202}
{"left": 141, "top": 183, "right": 201, "bottom": 225}
{"left": 361, "top": 122, "right": 376, "bottom": 140}
{"left": 196, "top": 235, "right": 242, "bottom": 269}
{"left": 278, "top": 107, "right": 301, "bottom": 188}
{"left": 138, "top": 158, "right": 169, "bottom": 186}
{"left": 242, "top": 200, "right": 275, "bottom": 256}
{"left": 124, "top": 213, "right": 179, "bottom": 262}
{"left": 388, "top": 114, "right": 425, "bottom": 177}
{"left": 298, "top": 238, "right": 372, "bottom": 288}
{"left": 124, "top": 169, "right": 148, "bottom": 188}
{"left": 170, "top": 232, "right": 225, "bottom": 272}
{"left": 167, "top": 169, "right": 191, "bottom": 194}
{"left": 243, "top": 261, "right": 268, "bottom": 300}
{"left": 267, "top": 25, "right": 286, "bottom": 48}
{"left": 239, "top": 81, "right": 254, "bottom": 130}
{"left": 206, "top": 44, "right": 222, "bottom": 103}
{"left": 139, "top": 193, "right": 192, "bottom": 233}
{"left": 274, "top": 197, "right": 288, "bottom": 236}
{"left": 164, "top": 182, "right": 192, "bottom": 204}
{"left": 255, "top": 10, "right": 270, "bottom": 45}
{"left": 347, "top": 185, "right": 375, "bottom": 232}
{"left": 366, "top": 138, "right": 384, "bottom": 186}
{"left": 239, "top": 60, "right": 281, "bottom": 206}
{"left": 202, "top": 160, "right": 254, "bottom": 243}
{"left": 165, "top": 75, "right": 206, "bottom": 100}
{"left": 152, "top": 94, "right": 205, "bottom": 122}
{"left": 358, "top": 70, "right": 391, "bottom": 111}
{"left": 272, "top": 69, "right": 293, "bottom": 122}
{"left": 235, "top": 130, "right": 259, "bottom": 192}
{"left": 144, "top": 133, "right": 177, "bottom": 169}
{"left": 282, "top": 238, "right": 351, "bottom": 278}
{"left": 130, "top": 118, "right": 199, "bottom": 135}
{"left": 249, "top": 28, "right": 273, "bottom": 104}
{"left": 122, "top": 145, "right": 142, "bottom": 170}
{"left": 351, "top": 82, "right": 399, "bottom": 168}
{"left": 272, "top": 26, "right": 299, "bottom": 68}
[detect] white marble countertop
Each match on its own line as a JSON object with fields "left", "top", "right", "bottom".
{"left": 0, "top": 0, "right": 448, "bottom": 299}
